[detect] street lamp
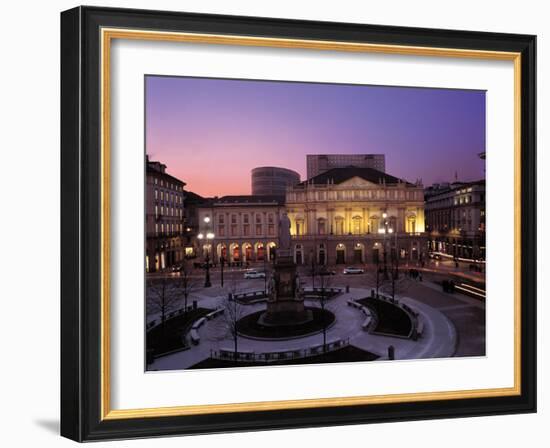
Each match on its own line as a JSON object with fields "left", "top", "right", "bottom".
{"left": 263, "top": 241, "right": 268, "bottom": 294}
{"left": 200, "top": 217, "right": 214, "bottom": 288}
{"left": 388, "top": 227, "right": 398, "bottom": 271}
{"left": 220, "top": 251, "right": 225, "bottom": 288}
{"left": 382, "top": 212, "right": 389, "bottom": 278}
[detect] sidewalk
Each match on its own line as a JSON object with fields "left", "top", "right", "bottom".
{"left": 149, "top": 285, "right": 459, "bottom": 371}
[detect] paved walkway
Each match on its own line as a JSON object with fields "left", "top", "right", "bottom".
{"left": 389, "top": 277, "right": 485, "bottom": 357}
{"left": 149, "top": 285, "right": 458, "bottom": 371}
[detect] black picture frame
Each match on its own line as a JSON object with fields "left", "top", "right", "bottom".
{"left": 61, "top": 5, "right": 536, "bottom": 442}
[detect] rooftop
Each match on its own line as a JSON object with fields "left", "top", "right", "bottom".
{"left": 198, "top": 194, "right": 285, "bottom": 207}
{"left": 301, "top": 166, "right": 413, "bottom": 186}
{"left": 424, "top": 179, "right": 485, "bottom": 199}
{"left": 146, "top": 159, "right": 186, "bottom": 186}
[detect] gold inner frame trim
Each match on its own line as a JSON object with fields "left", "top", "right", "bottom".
{"left": 100, "top": 27, "right": 522, "bottom": 421}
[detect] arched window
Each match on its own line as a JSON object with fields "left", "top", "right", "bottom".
{"left": 318, "top": 243, "right": 326, "bottom": 265}
{"left": 242, "top": 243, "right": 253, "bottom": 262}
{"left": 336, "top": 243, "right": 346, "bottom": 264}
{"left": 407, "top": 215, "right": 417, "bottom": 234}
{"left": 294, "top": 244, "right": 303, "bottom": 264}
{"left": 256, "top": 243, "right": 265, "bottom": 261}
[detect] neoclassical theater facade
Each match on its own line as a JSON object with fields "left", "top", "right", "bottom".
{"left": 285, "top": 167, "right": 426, "bottom": 266}
{"left": 197, "top": 167, "right": 427, "bottom": 266}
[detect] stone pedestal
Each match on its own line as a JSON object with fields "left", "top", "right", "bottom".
{"left": 260, "top": 252, "right": 312, "bottom": 326}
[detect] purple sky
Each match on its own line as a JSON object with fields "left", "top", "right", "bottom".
{"left": 145, "top": 76, "right": 485, "bottom": 197}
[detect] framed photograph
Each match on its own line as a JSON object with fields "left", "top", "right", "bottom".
{"left": 61, "top": 6, "right": 536, "bottom": 441}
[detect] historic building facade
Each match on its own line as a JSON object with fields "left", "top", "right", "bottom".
{"left": 424, "top": 180, "right": 486, "bottom": 260}
{"left": 145, "top": 157, "right": 186, "bottom": 272}
{"left": 285, "top": 167, "right": 426, "bottom": 266}
{"left": 196, "top": 195, "right": 285, "bottom": 265}
{"left": 180, "top": 190, "right": 206, "bottom": 259}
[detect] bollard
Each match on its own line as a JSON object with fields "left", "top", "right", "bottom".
{"left": 192, "top": 300, "right": 197, "bottom": 310}
{"left": 346, "top": 285, "right": 350, "bottom": 293}
{"left": 388, "top": 345, "right": 395, "bottom": 360}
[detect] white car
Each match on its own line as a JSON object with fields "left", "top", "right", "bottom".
{"left": 343, "top": 267, "right": 364, "bottom": 275}
{"left": 243, "top": 270, "right": 266, "bottom": 279}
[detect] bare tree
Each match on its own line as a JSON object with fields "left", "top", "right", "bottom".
{"left": 381, "top": 268, "right": 413, "bottom": 301}
{"left": 308, "top": 249, "right": 318, "bottom": 289}
{"left": 176, "top": 258, "right": 199, "bottom": 313}
{"left": 146, "top": 276, "right": 180, "bottom": 341}
{"left": 364, "top": 257, "right": 389, "bottom": 298}
{"left": 212, "top": 271, "right": 246, "bottom": 361}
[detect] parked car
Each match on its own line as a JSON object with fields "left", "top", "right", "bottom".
{"left": 243, "top": 270, "right": 266, "bottom": 279}
{"left": 318, "top": 268, "right": 337, "bottom": 276}
{"left": 343, "top": 267, "right": 364, "bottom": 275}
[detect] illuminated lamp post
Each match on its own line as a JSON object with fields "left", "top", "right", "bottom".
{"left": 198, "top": 216, "right": 214, "bottom": 288}
{"left": 388, "top": 227, "right": 398, "bottom": 276}
{"left": 380, "top": 212, "right": 389, "bottom": 279}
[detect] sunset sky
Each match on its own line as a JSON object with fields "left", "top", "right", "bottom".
{"left": 145, "top": 76, "right": 486, "bottom": 197}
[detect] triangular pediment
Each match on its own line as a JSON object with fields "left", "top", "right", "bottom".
{"left": 338, "top": 176, "right": 378, "bottom": 187}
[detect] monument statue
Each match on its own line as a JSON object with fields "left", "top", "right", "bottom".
{"left": 258, "top": 212, "right": 312, "bottom": 326}
{"left": 278, "top": 212, "right": 291, "bottom": 251}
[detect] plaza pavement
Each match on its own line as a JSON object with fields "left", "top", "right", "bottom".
{"left": 148, "top": 275, "right": 468, "bottom": 371}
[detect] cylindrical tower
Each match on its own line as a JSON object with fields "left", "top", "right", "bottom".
{"left": 251, "top": 166, "right": 300, "bottom": 196}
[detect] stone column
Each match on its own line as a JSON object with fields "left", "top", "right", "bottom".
{"left": 312, "top": 208, "right": 317, "bottom": 236}
{"left": 398, "top": 208, "right": 405, "bottom": 233}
